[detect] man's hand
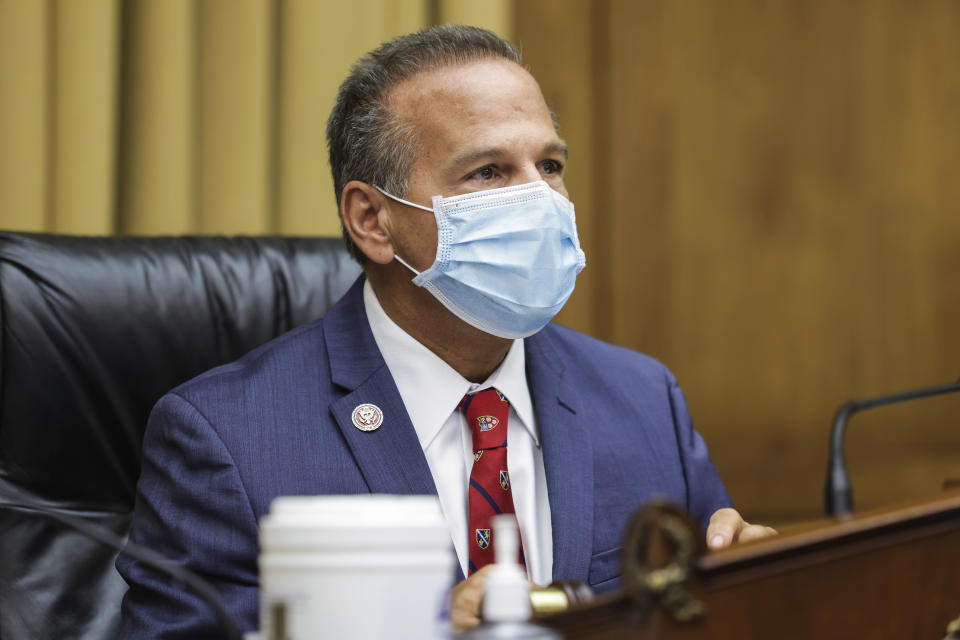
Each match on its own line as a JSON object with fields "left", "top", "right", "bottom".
{"left": 450, "top": 565, "right": 492, "bottom": 631}
{"left": 706, "top": 507, "right": 777, "bottom": 550}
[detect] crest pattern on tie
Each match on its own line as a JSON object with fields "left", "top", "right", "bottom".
{"left": 461, "top": 387, "right": 525, "bottom": 575}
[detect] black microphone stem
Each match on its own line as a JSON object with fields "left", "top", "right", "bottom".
{"left": 825, "top": 378, "right": 960, "bottom": 518}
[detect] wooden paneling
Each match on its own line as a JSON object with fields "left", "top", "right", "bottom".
{"left": 515, "top": 1, "right": 602, "bottom": 334}
{"left": 516, "top": 0, "right": 960, "bottom": 524}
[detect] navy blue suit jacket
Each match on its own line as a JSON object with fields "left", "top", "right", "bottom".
{"left": 118, "top": 278, "right": 731, "bottom": 637}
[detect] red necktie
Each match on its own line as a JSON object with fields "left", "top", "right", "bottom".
{"left": 461, "top": 387, "right": 525, "bottom": 575}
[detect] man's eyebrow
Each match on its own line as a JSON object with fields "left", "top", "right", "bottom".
{"left": 449, "top": 148, "right": 507, "bottom": 171}
{"left": 545, "top": 140, "right": 569, "bottom": 159}
{"left": 449, "top": 140, "right": 570, "bottom": 172}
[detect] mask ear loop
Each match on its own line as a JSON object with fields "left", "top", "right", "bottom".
{"left": 373, "top": 186, "right": 432, "bottom": 276}
{"left": 394, "top": 254, "right": 421, "bottom": 276}
{"left": 374, "top": 186, "right": 434, "bottom": 213}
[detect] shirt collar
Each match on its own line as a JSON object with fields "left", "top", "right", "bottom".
{"left": 362, "top": 279, "right": 538, "bottom": 449}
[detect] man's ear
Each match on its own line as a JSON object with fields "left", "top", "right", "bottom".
{"left": 340, "top": 180, "right": 395, "bottom": 265}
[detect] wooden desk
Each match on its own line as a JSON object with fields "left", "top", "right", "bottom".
{"left": 542, "top": 491, "right": 960, "bottom": 638}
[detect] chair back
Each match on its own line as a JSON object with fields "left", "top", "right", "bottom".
{"left": 0, "top": 232, "right": 361, "bottom": 639}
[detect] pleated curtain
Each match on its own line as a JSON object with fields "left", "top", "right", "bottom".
{"left": 0, "top": 0, "right": 513, "bottom": 235}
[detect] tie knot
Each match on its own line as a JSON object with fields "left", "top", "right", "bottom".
{"left": 461, "top": 387, "right": 510, "bottom": 451}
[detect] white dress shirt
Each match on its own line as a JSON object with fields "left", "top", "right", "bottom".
{"left": 363, "top": 280, "right": 553, "bottom": 585}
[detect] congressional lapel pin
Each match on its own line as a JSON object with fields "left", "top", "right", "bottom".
{"left": 351, "top": 403, "right": 383, "bottom": 432}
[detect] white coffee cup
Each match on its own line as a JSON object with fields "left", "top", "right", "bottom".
{"left": 259, "top": 495, "right": 454, "bottom": 639}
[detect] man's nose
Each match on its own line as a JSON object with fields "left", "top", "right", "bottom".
{"left": 511, "top": 164, "right": 542, "bottom": 186}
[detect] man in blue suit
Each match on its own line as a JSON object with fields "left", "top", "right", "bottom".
{"left": 119, "top": 25, "right": 773, "bottom": 637}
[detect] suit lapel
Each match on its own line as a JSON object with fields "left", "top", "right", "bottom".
{"left": 526, "top": 329, "right": 594, "bottom": 583}
{"left": 330, "top": 371, "right": 438, "bottom": 495}
{"left": 323, "top": 279, "right": 437, "bottom": 496}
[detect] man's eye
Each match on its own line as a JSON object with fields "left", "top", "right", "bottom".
{"left": 541, "top": 160, "right": 563, "bottom": 175}
{"left": 474, "top": 166, "right": 496, "bottom": 180}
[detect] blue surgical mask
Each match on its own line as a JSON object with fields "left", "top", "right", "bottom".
{"left": 376, "top": 180, "right": 586, "bottom": 339}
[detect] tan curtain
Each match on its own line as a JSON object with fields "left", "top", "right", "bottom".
{"left": 0, "top": 0, "right": 514, "bottom": 236}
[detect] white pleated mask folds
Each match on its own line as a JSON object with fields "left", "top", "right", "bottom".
{"left": 377, "top": 180, "right": 586, "bottom": 339}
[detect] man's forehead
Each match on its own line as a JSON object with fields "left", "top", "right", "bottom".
{"left": 390, "top": 58, "right": 532, "bottom": 96}
{"left": 388, "top": 60, "right": 549, "bottom": 120}
{"left": 386, "top": 60, "right": 557, "bottom": 156}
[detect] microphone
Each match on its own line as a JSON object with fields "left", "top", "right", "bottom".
{"left": 825, "top": 378, "right": 960, "bottom": 518}
{"left": 0, "top": 487, "right": 243, "bottom": 640}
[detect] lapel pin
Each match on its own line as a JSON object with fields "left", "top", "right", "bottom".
{"left": 351, "top": 403, "right": 383, "bottom": 432}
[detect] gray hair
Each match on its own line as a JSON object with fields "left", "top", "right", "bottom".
{"left": 326, "top": 25, "right": 522, "bottom": 264}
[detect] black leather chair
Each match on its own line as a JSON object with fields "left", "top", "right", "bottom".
{"left": 0, "top": 232, "right": 361, "bottom": 639}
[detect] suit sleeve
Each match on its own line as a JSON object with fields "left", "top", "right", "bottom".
{"left": 116, "top": 392, "right": 260, "bottom": 638}
{"left": 664, "top": 368, "right": 733, "bottom": 532}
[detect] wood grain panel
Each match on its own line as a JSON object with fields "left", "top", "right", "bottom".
{"left": 516, "top": 0, "right": 960, "bottom": 525}
{"left": 515, "top": 1, "right": 603, "bottom": 334}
